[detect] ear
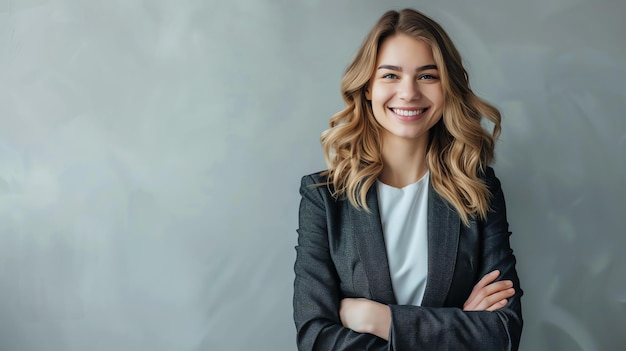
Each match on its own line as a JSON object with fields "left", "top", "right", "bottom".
{"left": 365, "top": 86, "right": 371, "bottom": 100}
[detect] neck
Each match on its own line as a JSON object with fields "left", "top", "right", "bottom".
{"left": 378, "top": 135, "right": 429, "bottom": 188}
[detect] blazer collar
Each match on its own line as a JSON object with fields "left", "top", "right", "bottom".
{"left": 421, "top": 182, "right": 460, "bottom": 306}
{"left": 351, "top": 183, "right": 397, "bottom": 304}
{"left": 351, "top": 180, "right": 460, "bottom": 307}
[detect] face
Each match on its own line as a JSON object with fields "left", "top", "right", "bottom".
{"left": 366, "top": 34, "right": 444, "bottom": 145}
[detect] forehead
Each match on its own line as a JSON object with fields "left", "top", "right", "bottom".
{"left": 376, "top": 34, "right": 435, "bottom": 67}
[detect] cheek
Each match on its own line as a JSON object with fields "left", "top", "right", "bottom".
{"left": 434, "top": 87, "right": 445, "bottom": 105}
{"left": 432, "top": 114, "right": 443, "bottom": 125}
{"left": 425, "top": 86, "right": 444, "bottom": 103}
{"left": 371, "top": 88, "right": 392, "bottom": 107}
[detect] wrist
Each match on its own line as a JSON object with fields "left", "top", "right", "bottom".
{"left": 368, "top": 303, "right": 391, "bottom": 340}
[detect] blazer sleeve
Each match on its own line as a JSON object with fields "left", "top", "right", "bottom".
{"left": 387, "top": 167, "right": 523, "bottom": 351}
{"left": 293, "top": 175, "right": 388, "bottom": 351}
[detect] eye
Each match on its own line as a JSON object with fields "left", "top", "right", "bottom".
{"left": 382, "top": 73, "right": 398, "bottom": 79}
{"left": 419, "top": 73, "right": 439, "bottom": 80}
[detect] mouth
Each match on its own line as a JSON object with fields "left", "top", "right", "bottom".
{"left": 389, "top": 107, "right": 428, "bottom": 119}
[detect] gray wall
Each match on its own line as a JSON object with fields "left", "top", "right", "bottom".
{"left": 0, "top": 0, "right": 624, "bottom": 350}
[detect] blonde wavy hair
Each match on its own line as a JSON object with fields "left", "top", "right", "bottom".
{"left": 320, "top": 8, "right": 501, "bottom": 226}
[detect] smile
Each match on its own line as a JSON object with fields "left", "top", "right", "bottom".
{"left": 391, "top": 108, "right": 426, "bottom": 116}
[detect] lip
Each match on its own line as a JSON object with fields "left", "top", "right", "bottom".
{"left": 388, "top": 107, "right": 429, "bottom": 121}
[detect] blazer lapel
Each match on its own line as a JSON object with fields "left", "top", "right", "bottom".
{"left": 351, "top": 184, "right": 397, "bottom": 305}
{"left": 420, "top": 183, "right": 460, "bottom": 307}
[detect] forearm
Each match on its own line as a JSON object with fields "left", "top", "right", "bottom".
{"left": 339, "top": 298, "right": 391, "bottom": 341}
{"left": 369, "top": 305, "right": 392, "bottom": 340}
{"left": 340, "top": 296, "right": 521, "bottom": 350}
{"left": 293, "top": 246, "right": 389, "bottom": 350}
{"left": 388, "top": 303, "right": 522, "bottom": 351}
{"left": 295, "top": 319, "right": 388, "bottom": 351}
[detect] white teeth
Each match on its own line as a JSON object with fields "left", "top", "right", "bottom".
{"left": 392, "top": 108, "right": 424, "bottom": 116}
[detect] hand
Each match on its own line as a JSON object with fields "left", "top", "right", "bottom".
{"left": 463, "top": 270, "right": 515, "bottom": 311}
{"left": 339, "top": 298, "right": 391, "bottom": 340}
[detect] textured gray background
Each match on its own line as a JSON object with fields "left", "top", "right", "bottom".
{"left": 0, "top": 0, "right": 624, "bottom": 350}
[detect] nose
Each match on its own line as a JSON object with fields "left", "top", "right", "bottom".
{"left": 398, "top": 79, "right": 421, "bottom": 101}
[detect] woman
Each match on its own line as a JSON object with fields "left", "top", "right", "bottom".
{"left": 293, "top": 8, "right": 522, "bottom": 351}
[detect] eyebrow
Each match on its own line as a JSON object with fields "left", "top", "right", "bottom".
{"left": 377, "top": 64, "right": 438, "bottom": 72}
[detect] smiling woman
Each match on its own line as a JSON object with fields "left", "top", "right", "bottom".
{"left": 365, "top": 34, "right": 444, "bottom": 160}
{"left": 293, "top": 8, "right": 523, "bottom": 351}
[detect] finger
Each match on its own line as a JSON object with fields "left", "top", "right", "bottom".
{"left": 472, "top": 270, "right": 500, "bottom": 292}
{"left": 485, "top": 299, "right": 508, "bottom": 312}
{"left": 464, "top": 286, "right": 515, "bottom": 311}
{"left": 465, "top": 271, "right": 501, "bottom": 307}
{"left": 474, "top": 288, "right": 515, "bottom": 311}
{"left": 464, "top": 280, "right": 512, "bottom": 309}
{"left": 479, "top": 280, "right": 514, "bottom": 297}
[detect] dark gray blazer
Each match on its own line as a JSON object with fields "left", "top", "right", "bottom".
{"left": 293, "top": 167, "right": 522, "bottom": 350}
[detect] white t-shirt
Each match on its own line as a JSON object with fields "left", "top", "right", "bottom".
{"left": 376, "top": 172, "right": 429, "bottom": 306}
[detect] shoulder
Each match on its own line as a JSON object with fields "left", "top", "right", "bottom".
{"left": 300, "top": 170, "right": 329, "bottom": 187}
{"left": 478, "top": 166, "right": 496, "bottom": 180}
{"left": 297, "top": 171, "right": 342, "bottom": 220}
{"left": 480, "top": 166, "right": 509, "bottom": 225}
{"left": 299, "top": 170, "right": 337, "bottom": 202}
{"left": 478, "top": 166, "right": 501, "bottom": 193}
